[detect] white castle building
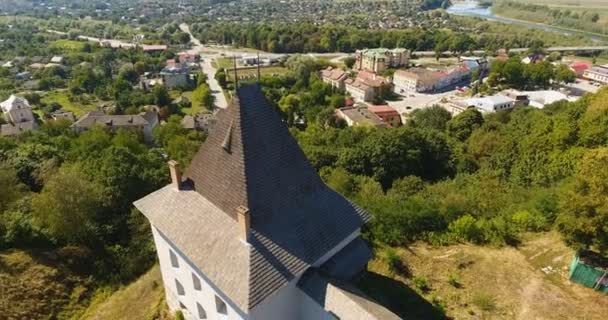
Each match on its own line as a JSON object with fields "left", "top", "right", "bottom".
{"left": 134, "top": 84, "right": 400, "bottom": 320}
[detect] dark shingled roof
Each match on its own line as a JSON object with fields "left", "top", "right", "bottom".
{"left": 136, "top": 84, "right": 370, "bottom": 312}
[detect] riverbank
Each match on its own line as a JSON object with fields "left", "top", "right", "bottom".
{"left": 447, "top": 0, "right": 608, "bottom": 43}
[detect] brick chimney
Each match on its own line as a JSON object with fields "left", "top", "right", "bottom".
{"left": 168, "top": 160, "right": 182, "bottom": 190}
{"left": 236, "top": 205, "right": 251, "bottom": 243}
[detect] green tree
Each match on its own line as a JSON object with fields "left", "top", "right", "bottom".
{"left": 554, "top": 64, "right": 576, "bottom": 85}
{"left": 447, "top": 108, "right": 484, "bottom": 141}
{"left": 152, "top": 85, "right": 171, "bottom": 107}
{"left": 192, "top": 84, "right": 215, "bottom": 110}
{"left": 409, "top": 105, "right": 452, "bottom": 131}
{"left": 32, "top": 165, "right": 103, "bottom": 244}
{"left": 556, "top": 148, "right": 608, "bottom": 253}
{"left": 343, "top": 57, "right": 356, "bottom": 69}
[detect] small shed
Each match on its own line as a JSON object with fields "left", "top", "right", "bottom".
{"left": 569, "top": 250, "right": 608, "bottom": 293}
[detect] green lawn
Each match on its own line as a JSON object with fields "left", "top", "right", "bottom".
{"left": 215, "top": 58, "right": 234, "bottom": 69}
{"left": 227, "top": 66, "right": 289, "bottom": 81}
{"left": 50, "top": 39, "right": 87, "bottom": 51}
{"left": 41, "top": 91, "right": 97, "bottom": 117}
{"left": 179, "top": 91, "right": 205, "bottom": 115}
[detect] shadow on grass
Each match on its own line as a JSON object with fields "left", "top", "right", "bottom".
{"left": 357, "top": 271, "right": 447, "bottom": 320}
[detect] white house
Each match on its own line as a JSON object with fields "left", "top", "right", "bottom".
{"left": 1, "top": 95, "right": 35, "bottom": 124}
{"left": 583, "top": 64, "right": 608, "bottom": 85}
{"left": 134, "top": 84, "right": 400, "bottom": 320}
{"left": 0, "top": 95, "right": 37, "bottom": 136}
{"left": 465, "top": 95, "right": 515, "bottom": 113}
{"left": 393, "top": 68, "right": 440, "bottom": 94}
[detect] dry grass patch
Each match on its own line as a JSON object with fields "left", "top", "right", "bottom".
{"left": 364, "top": 233, "right": 608, "bottom": 319}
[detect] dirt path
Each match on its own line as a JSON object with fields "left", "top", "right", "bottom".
{"left": 517, "top": 277, "right": 542, "bottom": 320}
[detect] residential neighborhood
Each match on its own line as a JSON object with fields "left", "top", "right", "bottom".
{"left": 1, "top": 1, "right": 608, "bottom": 320}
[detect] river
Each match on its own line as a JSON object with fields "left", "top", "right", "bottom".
{"left": 446, "top": 0, "right": 606, "bottom": 43}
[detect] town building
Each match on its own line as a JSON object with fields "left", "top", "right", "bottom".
{"left": 569, "top": 62, "right": 591, "bottom": 78}
{"left": 464, "top": 95, "right": 515, "bottom": 113}
{"left": 142, "top": 44, "right": 168, "bottom": 53}
{"left": 181, "top": 113, "right": 216, "bottom": 132}
{"left": 178, "top": 53, "right": 199, "bottom": 64}
{"left": 50, "top": 56, "right": 64, "bottom": 64}
{"left": 320, "top": 67, "right": 348, "bottom": 91}
{"left": 345, "top": 71, "right": 389, "bottom": 102}
{"left": 583, "top": 64, "right": 608, "bottom": 85}
{"left": 72, "top": 111, "right": 159, "bottom": 142}
{"left": 0, "top": 95, "right": 37, "bottom": 136}
{"left": 355, "top": 48, "right": 410, "bottom": 73}
{"left": 522, "top": 90, "right": 577, "bottom": 108}
{"left": 368, "top": 105, "right": 402, "bottom": 127}
{"left": 1, "top": 95, "right": 35, "bottom": 124}
{"left": 134, "top": 84, "right": 399, "bottom": 320}
{"left": 15, "top": 71, "right": 31, "bottom": 81}
{"left": 393, "top": 68, "right": 440, "bottom": 94}
{"left": 50, "top": 109, "right": 76, "bottom": 122}
{"left": 344, "top": 78, "right": 374, "bottom": 102}
{"left": 336, "top": 106, "right": 386, "bottom": 128}
{"left": 0, "top": 121, "right": 36, "bottom": 136}
{"left": 160, "top": 65, "right": 191, "bottom": 89}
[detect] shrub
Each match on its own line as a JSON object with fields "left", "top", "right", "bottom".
{"left": 511, "top": 210, "right": 548, "bottom": 232}
{"left": 413, "top": 276, "right": 431, "bottom": 293}
{"left": 448, "top": 215, "right": 482, "bottom": 243}
{"left": 175, "top": 310, "right": 185, "bottom": 320}
{"left": 383, "top": 248, "right": 408, "bottom": 276}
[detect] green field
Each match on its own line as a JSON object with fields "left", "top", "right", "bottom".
{"left": 508, "top": 0, "right": 608, "bottom": 23}
{"left": 494, "top": 0, "right": 608, "bottom": 35}
{"left": 50, "top": 39, "right": 88, "bottom": 51}
{"left": 41, "top": 91, "right": 97, "bottom": 117}
{"left": 215, "top": 57, "right": 235, "bottom": 69}
{"left": 226, "top": 66, "right": 289, "bottom": 81}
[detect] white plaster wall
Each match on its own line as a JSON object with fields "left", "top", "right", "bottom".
{"left": 153, "top": 225, "right": 362, "bottom": 320}
{"left": 298, "top": 288, "right": 336, "bottom": 320}
{"left": 152, "top": 227, "right": 248, "bottom": 320}
{"left": 248, "top": 280, "right": 301, "bottom": 320}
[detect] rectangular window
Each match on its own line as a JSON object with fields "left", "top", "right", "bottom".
{"left": 175, "top": 279, "right": 185, "bottom": 296}
{"left": 192, "top": 273, "right": 202, "bottom": 291}
{"left": 170, "top": 250, "right": 179, "bottom": 268}
{"left": 215, "top": 295, "right": 227, "bottom": 315}
{"left": 197, "top": 303, "right": 207, "bottom": 319}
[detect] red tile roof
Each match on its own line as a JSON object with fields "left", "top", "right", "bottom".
{"left": 570, "top": 62, "right": 590, "bottom": 72}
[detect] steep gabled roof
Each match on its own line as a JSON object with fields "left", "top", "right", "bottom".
{"left": 136, "top": 84, "right": 370, "bottom": 312}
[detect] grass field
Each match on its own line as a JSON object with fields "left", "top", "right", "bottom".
{"left": 361, "top": 232, "right": 608, "bottom": 319}
{"left": 41, "top": 90, "right": 98, "bottom": 117}
{"left": 226, "top": 66, "right": 289, "bottom": 81}
{"left": 50, "top": 39, "right": 88, "bottom": 51}
{"left": 81, "top": 265, "right": 170, "bottom": 320}
{"left": 0, "top": 249, "right": 95, "bottom": 319}
{"left": 499, "top": 0, "right": 608, "bottom": 25}
{"left": 178, "top": 91, "right": 206, "bottom": 115}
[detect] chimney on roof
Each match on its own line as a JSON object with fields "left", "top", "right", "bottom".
{"left": 168, "top": 160, "right": 182, "bottom": 190}
{"left": 236, "top": 205, "right": 251, "bottom": 243}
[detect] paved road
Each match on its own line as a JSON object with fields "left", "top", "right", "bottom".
{"left": 47, "top": 30, "right": 136, "bottom": 48}
{"left": 201, "top": 59, "right": 228, "bottom": 109}
{"left": 179, "top": 24, "right": 228, "bottom": 109}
